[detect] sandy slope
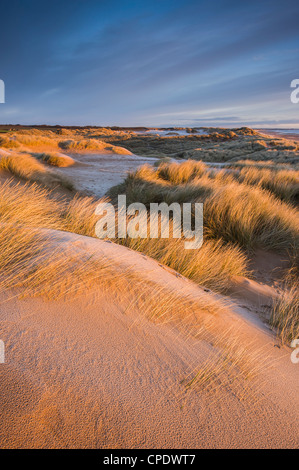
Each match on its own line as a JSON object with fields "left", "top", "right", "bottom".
{"left": 0, "top": 231, "right": 298, "bottom": 449}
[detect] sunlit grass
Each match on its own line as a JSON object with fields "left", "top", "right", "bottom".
{"left": 34, "top": 151, "right": 75, "bottom": 167}
{"left": 0, "top": 153, "right": 74, "bottom": 190}
{"left": 115, "top": 161, "right": 299, "bottom": 254}
{"left": 270, "top": 282, "right": 299, "bottom": 344}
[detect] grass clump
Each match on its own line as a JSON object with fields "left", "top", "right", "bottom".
{"left": 183, "top": 329, "right": 267, "bottom": 401}
{"left": 0, "top": 153, "right": 74, "bottom": 190}
{"left": 235, "top": 166, "right": 299, "bottom": 203}
{"left": 118, "top": 236, "right": 248, "bottom": 293}
{"left": 202, "top": 182, "right": 299, "bottom": 252}
{"left": 59, "top": 139, "right": 131, "bottom": 154}
{"left": 119, "top": 162, "right": 299, "bottom": 254}
{"left": 156, "top": 160, "right": 207, "bottom": 184}
{"left": 0, "top": 179, "right": 227, "bottom": 324}
{"left": 63, "top": 195, "right": 100, "bottom": 235}
{"left": 0, "top": 136, "right": 21, "bottom": 149}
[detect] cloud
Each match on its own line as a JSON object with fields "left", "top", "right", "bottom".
{"left": 0, "top": 0, "right": 299, "bottom": 125}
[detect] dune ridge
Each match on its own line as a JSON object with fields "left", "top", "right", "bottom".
{"left": 0, "top": 126, "right": 298, "bottom": 448}
{"left": 0, "top": 227, "right": 298, "bottom": 448}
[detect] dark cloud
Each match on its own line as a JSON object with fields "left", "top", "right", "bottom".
{"left": 0, "top": 0, "right": 299, "bottom": 126}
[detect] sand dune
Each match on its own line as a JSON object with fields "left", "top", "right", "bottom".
{"left": 0, "top": 230, "right": 298, "bottom": 449}
{"left": 0, "top": 127, "right": 298, "bottom": 449}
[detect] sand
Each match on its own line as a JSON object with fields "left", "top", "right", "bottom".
{"left": 258, "top": 129, "right": 299, "bottom": 143}
{"left": 0, "top": 230, "right": 298, "bottom": 448}
{"left": 55, "top": 153, "right": 156, "bottom": 198}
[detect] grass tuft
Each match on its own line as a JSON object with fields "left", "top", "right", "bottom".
{"left": 270, "top": 282, "right": 299, "bottom": 344}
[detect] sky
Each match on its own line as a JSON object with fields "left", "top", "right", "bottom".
{"left": 0, "top": 0, "right": 299, "bottom": 128}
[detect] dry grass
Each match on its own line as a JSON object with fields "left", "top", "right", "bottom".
{"left": 0, "top": 180, "right": 63, "bottom": 228}
{"left": 0, "top": 129, "right": 132, "bottom": 155}
{"left": 270, "top": 282, "right": 299, "bottom": 344}
{"left": 58, "top": 138, "right": 131, "bottom": 154}
{"left": 35, "top": 152, "right": 75, "bottom": 167}
{"left": 0, "top": 217, "right": 116, "bottom": 300}
{"left": 0, "top": 218, "right": 224, "bottom": 320}
{"left": 182, "top": 329, "right": 268, "bottom": 401}
{"left": 0, "top": 181, "right": 252, "bottom": 397}
{"left": 0, "top": 136, "right": 21, "bottom": 149}
{"left": 61, "top": 193, "right": 249, "bottom": 292}
{"left": 0, "top": 170, "right": 276, "bottom": 402}
{"left": 0, "top": 182, "right": 119, "bottom": 300}
{"left": 59, "top": 139, "right": 102, "bottom": 151}
{"left": 202, "top": 182, "right": 299, "bottom": 252}
{"left": 0, "top": 153, "right": 74, "bottom": 190}
{"left": 4, "top": 134, "right": 56, "bottom": 149}
{"left": 234, "top": 166, "right": 299, "bottom": 203}
{"left": 0, "top": 179, "right": 101, "bottom": 234}
{"left": 228, "top": 159, "right": 298, "bottom": 171}
{"left": 118, "top": 236, "right": 249, "bottom": 293}
{"left": 0, "top": 179, "right": 227, "bottom": 324}
{"left": 38, "top": 186, "right": 249, "bottom": 293}
{"left": 0, "top": 182, "right": 110, "bottom": 296}
{"left": 63, "top": 195, "right": 100, "bottom": 235}
{"left": 0, "top": 179, "right": 246, "bottom": 295}
{"left": 150, "top": 159, "right": 299, "bottom": 203}
{"left": 156, "top": 160, "right": 207, "bottom": 184}
{"left": 119, "top": 162, "right": 299, "bottom": 254}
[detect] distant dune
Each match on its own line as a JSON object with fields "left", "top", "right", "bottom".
{"left": 0, "top": 229, "right": 298, "bottom": 448}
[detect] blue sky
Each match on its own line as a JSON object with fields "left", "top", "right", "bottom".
{"left": 0, "top": 0, "right": 299, "bottom": 127}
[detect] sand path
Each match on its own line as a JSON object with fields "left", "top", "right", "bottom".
{"left": 56, "top": 153, "right": 155, "bottom": 198}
